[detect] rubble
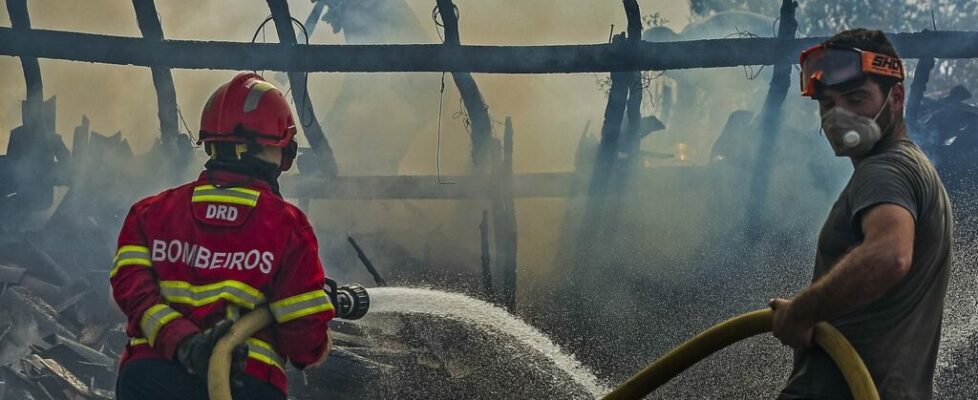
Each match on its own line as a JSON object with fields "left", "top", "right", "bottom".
{"left": 0, "top": 282, "right": 117, "bottom": 399}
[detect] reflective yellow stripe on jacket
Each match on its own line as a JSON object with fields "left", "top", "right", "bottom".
{"left": 246, "top": 338, "right": 285, "bottom": 371}
{"left": 269, "top": 290, "right": 334, "bottom": 323}
{"left": 131, "top": 336, "right": 283, "bottom": 372}
{"left": 140, "top": 304, "right": 182, "bottom": 346}
{"left": 191, "top": 185, "right": 260, "bottom": 207}
{"left": 110, "top": 245, "right": 152, "bottom": 278}
{"left": 160, "top": 280, "right": 266, "bottom": 309}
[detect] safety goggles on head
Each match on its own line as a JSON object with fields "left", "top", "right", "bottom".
{"left": 799, "top": 44, "right": 905, "bottom": 97}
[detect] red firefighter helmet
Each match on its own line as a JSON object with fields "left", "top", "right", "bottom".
{"left": 198, "top": 72, "right": 298, "bottom": 170}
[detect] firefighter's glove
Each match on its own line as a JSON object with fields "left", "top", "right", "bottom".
{"left": 175, "top": 319, "right": 248, "bottom": 378}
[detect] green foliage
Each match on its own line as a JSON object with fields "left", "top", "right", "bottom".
{"left": 642, "top": 12, "right": 671, "bottom": 28}
{"left": 687, "top": 0, "right": 978, "bottom": 95}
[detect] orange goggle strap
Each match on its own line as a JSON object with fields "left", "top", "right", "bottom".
{"left": 799, "top": 44, "right": 905, "bottom": 97}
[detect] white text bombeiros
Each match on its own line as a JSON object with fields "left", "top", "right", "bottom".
{"left": 151, "top": 239, "right": 274, "bottom": 274}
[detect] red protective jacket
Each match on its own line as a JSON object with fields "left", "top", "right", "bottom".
{"left": 109, "top": 170, "right": 335, "bottom": 394}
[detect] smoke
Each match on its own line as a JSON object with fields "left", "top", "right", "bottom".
{"left": 3, "top": 1, "right": 978, "bottom": 399}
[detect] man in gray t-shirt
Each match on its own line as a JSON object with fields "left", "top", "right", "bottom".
{"left": 771, "top": 29, "right": 953, "bottom": 399}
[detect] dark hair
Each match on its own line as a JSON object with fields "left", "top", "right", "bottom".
{"left": 823, "top": 28, "right": 903, "bottom": 92}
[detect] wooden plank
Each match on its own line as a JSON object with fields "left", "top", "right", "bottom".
{"left": 3, "top": 28, "right": 977, "bottom": 73}
{"left": 279, "top": 166, "right": 709, "bottom": 200}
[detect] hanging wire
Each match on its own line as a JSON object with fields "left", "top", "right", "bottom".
{"left": 250, "top": 15, "right": 315, "bottom": 128}
{"left": 725, "top": 28, "right": 765, "bottom": 80}
{"left": 176, "top": 105, "right": 201, "bottom": 149}
{"left": 432, "top": 6, "right": 445, "bottom": 42}
{"left": 431, "top": 4, "right": 460, "bottom": 43}
{"left": 290, "top": 16, "right": 315, "bottom": 128}
{"left": 435, "top": 72, "right": 455, "bottom": 184}
{"left": 250, "top": 16, "right": 274, "bottom": 77}
{"left": 152, "top": 9, "right": 200, "bottom": 149}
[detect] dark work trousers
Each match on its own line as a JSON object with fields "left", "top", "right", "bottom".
{"left": 116, "top": 359, "right": 285, "bottom": 400}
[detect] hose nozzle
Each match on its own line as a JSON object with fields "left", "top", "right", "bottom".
{"left": 325, "top": 278, "right": 370, "bottom": 320}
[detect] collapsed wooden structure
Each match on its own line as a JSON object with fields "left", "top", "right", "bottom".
{"left": 4, "top": 0, "right": 977, "bottom": 311}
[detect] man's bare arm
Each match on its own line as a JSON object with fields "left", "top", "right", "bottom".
{"left": 792, "top": 203, "right": 915, "bottom": 323}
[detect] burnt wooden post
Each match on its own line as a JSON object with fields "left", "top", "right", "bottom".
{"left": 492, "top": 117, "right": 518, "bottom": 312}
{"left": 582, "top": 0, "right": 643, "bottom": 243}
{"left": 621, "top": 0, "right": 644, "bottom": 164}
{"left": 479, "top": 210, "right": 494, "bottom": 300}
{"left": 132, "top": 0, "right": 189, "bottom": 181}
{"left": 590, "top": 36, "right": 631, "bottom": 192}
{"left": 5, "top": 0, "right": 62, "bottom": 212}
{"left": 347, "top": 236, "right": 387, "bottom": 287}
{"left": 906, "top": 43, "right": 936, "bottom": 131}
{"left": 266, "top": 0, "right": 339, "bottom": 177}
{"left": 743, "top": 0, "right": 798, "bottom": 240}
{"left": 590, "top": 0, "right": 643, "bottom": 193}
{"left": 6, "top": 0, "right": 43, "bottom": 123}
{"left": 435, "top": 0, "right": 494, "bottom": 171}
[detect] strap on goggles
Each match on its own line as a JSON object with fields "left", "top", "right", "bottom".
{"left": 799, "top": 44, "right": 904, "bottom": 97}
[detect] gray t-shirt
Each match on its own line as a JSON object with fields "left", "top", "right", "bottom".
{"left": 780, "top": 140, "right": 953, "bottom": 400}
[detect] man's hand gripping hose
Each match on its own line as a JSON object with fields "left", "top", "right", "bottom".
{"left": 600, "top": 308, "right": 879, "bottom": 400}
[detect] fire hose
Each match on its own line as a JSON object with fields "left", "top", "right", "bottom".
{"left": 600, "top": 308, "right": 879, "bottom": 400}
{"left": 207, "top": 283, "right": 370, "bottom": 400}
{"left": 206, "top": 304, "right": 875, "bottom": 399}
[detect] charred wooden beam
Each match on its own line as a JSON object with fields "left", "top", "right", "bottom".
{"left": 479, "top": 210, "right": 494, "bottom": 300}
{"left": 6, "top": 0, "right": 42, "bottom": 107}
{"left": 270, "top": 167, "right": 713, "bottom": 199}
{"left": 4, "top": 28, "right": 978, "bottom": 73}
{"left": 583, "top": 0, "right": 643, "bottom": 242}
{"left": 6, "top": 0, "right": 44, "bottom": 137}
{"left": 492, "top": 117, "right": 518, "bottom": 312}
{"left": 621, "top": 0, "right": 644, "bottom": 162}
{"left": 590, "top": 35, "right": 631, "bottom": 195}
{"left": 267, "top": 0, "right": 339, "bottom": 177}
{"left": 303, "top": 0, "right": 328, "bottom": 39}
{"left": 131, "top": 0, "right": 188, "bottom": 181}
{"left": 907, "top": 52, "right": 936, "bottom": 130}
{"left": 347, "top": 236, "right": 387, "bottom": 287}
{"left": 744, "top": 0, "right": 798, "bottom": 239}
{"left": 436, "top": 0, "right": 494, "bottom": 170}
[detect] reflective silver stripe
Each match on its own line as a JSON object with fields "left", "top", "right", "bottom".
{"left": 117, "top": 250, "right": 150, "bottom": 263}
{"left": 243, "top": 81, "right": 275, "bottom": 113}
{"left": 270, "top": 290, "right": 334, "bottom": 323}
{"left": 160, "top": 280, "right": 266, "bottom": 309}
{"left": 140, "top": 304, "right": 182, "bottom": 346}
{"left": 246, "top": 338, "right": 284, "bottom": 370}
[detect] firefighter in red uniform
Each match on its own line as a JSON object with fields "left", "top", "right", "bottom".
{"left": 111, "top": 72, "right": 335, "bottom": 400}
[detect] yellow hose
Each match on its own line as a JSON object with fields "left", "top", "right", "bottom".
{"left": 208, "top": 308, "right": 877, "bottom": 400}
{"left": 207, "top": 306, "right": 274, "bottom": 400}
{"left": 600, "top": 308, "right": 879, "bottom": 400}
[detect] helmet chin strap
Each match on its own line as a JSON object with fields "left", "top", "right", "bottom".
{"left": 205, "top": 156, "right": 283, "bottom": 196}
